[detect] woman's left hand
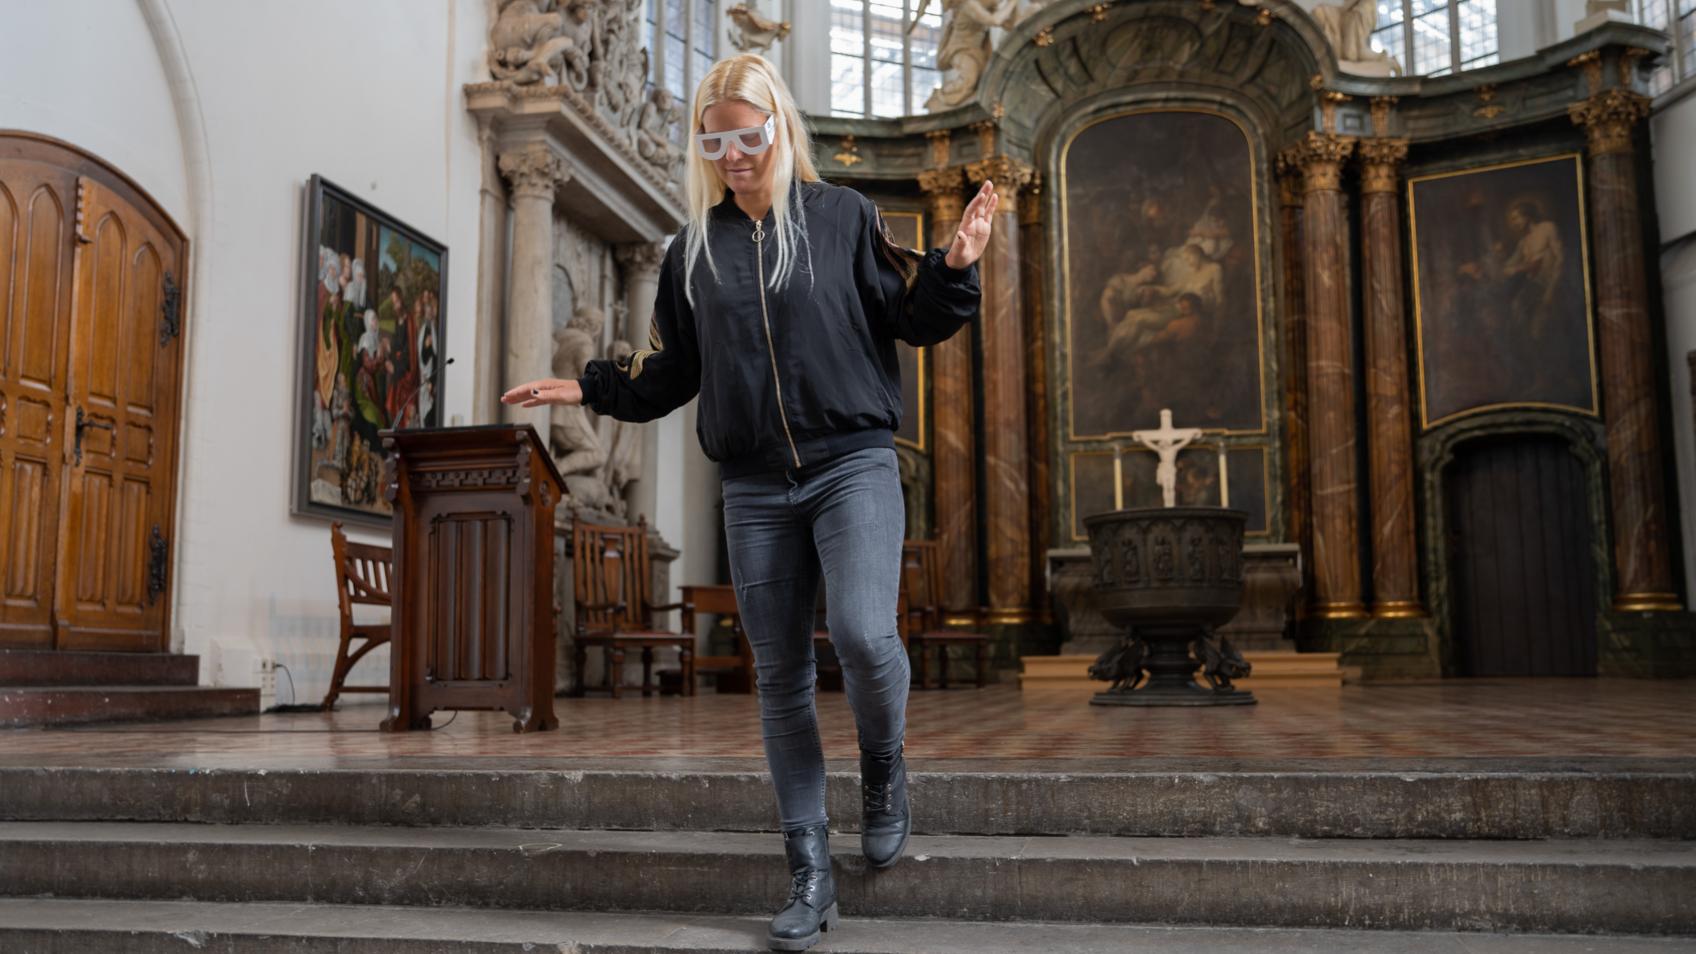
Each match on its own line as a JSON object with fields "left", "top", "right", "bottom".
{"left": 945, "top": 179, "right": 998, "bottom": 271}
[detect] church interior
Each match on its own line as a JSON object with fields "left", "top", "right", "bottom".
{"left": 2, "top": 0, "right": 1696, "bottom": 949}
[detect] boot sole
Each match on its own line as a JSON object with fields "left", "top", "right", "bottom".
{"left": 766, "top": 902, "right": 838, "bottom": 951}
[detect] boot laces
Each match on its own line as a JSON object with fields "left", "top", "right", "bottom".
{"left": 862, "top": 780, "right": 894, "bottom": 815}
{"left": 788, "top": 866, "right": 823, "bottom": 902}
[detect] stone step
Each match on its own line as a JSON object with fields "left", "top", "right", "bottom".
{"left": 2, "top": 822, "right": 1691, "bottom": 935}
{"left": 4, "top": 899, "right": 1695, "bottom": 954}
{"left": 2, "top": 759, "right": 1689, "bottom": 840}
{"left": 0, "top": 685, "right": 259, "bottom": 727}
{"left": 0, "top": 649, "right": 200, "bottom": 687}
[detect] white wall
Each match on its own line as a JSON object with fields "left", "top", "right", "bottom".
{"left": 1, "top": 0, "right": 491, "bottom": 703}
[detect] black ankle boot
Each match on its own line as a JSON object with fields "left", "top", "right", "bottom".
{"left": 767, "top": 825, "right": 838, "bottom": 951}
{"left": 860, "top": 746, "right": 911, "bottom": 868}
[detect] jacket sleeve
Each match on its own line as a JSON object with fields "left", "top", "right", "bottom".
{"left": 577, "top": 243, "right": 701, "bottom": 422}
{"left": 855, "top": 194, "right": 981, "bottom": 348}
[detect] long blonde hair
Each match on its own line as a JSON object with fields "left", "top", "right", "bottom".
{"left": 682, "top": 53, "right": 820, "bottom": 305}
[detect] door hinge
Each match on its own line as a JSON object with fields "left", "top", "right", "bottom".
{"left": 159, "top": 271, "right": 181, "bottom": 346}
{"left": 147, "top": 525, "right": 168, "bottom": 606}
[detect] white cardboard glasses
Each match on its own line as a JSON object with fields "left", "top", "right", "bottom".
{"left": 695, "top": 114, "right": 777, "bottom": 160}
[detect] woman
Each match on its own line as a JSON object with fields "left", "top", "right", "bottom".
{"left": 502, "top": 53, "right": 995, "bottom": 952}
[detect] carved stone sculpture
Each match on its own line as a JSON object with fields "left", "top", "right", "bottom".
{"left": 636, "top": 86, "right": 685, "bottom": 180}
{"left": 1312, "top": 0, "right": 1402, "bottom": 76}
{"left": 727, "top": 2, "right": 791, "bottom": 53}
{"left": 924, "top": 0, "right": 1013, "bottom": 111}
{"left": 592, "top": 0, "right": 649, "bottom": 130}
{"left": 599, "top": 336, "right": 643, "bottom": 514}
{"left": 550, "top": 305, "right": 612, "bottom": 510}
{"left": 489, "top": 0, "right": 593, "bottom": 89}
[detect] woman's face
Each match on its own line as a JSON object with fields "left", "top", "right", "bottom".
{"left": 701, "top": 99, "right": 776, "bottom": 196}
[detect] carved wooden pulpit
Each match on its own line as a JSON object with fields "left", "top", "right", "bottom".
{"left": 379, "top": 424, "right": 564, "bottom": 733}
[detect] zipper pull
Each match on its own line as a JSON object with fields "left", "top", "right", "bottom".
{"left": 752, "top": 219, "right": 765, "bottom": 244}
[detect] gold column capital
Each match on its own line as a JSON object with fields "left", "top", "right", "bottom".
{"left": 1357, "top": 138, "right": 1409, "bottom": 195}
{"left": 1275, "top": 147, "right": 1306, "bottom": 208}
{"left": 925, "top": 129, "right": 953, "bottom": 169}
{"left": 964, "top": 155, "right": 1036, "bottom": 199}
{"left": 1017, "top": 172, "right": 1044, "bottom": 227}
{"left": 1569, "top": 87, "right": 1651, "bottom": 156}
{"left": 497, "top": 143, "right": 570, "bottom": 200}
{"left": 917, "top": 166, "right": 967, "bottom": 223}
{"left": 1290, "top": 132, "right": 1357, "bottom": 194}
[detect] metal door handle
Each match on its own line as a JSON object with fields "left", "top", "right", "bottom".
{"left": 74, "top": 406, "right": 114, "bottom": 464}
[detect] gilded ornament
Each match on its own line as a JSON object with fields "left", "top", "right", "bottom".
{"left": 1357, "top": 138, "right": 1408, "bottom": 195}
{"left": 833, "top": 134, "right": 864, "bottom": 168}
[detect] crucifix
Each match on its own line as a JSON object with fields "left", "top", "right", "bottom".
{"left": 1131, "top": 408, "right": 1203, "bottom": 508}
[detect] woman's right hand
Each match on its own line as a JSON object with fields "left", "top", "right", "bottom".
{"left": 500, "top": 378, "right": 583, "bottom": 408}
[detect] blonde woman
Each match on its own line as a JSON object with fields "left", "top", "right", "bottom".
{"left": 503, "top": 53, "right": 995, "bottom": 951}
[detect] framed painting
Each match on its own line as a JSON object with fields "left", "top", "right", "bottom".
{"left": 292, "top": 175, "right": 448, "bottom": 526}
{"left": 879, "top": 207, "right": 929, "bottom": 452}
{"left": 1059, "top": 108, "right": 1267, "bottom": 439}
{"left": 1409, "top": 155, "right": 1597, "bottom": 428}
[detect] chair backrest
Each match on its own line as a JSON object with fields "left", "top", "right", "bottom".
{"left": 330, "top": 521, "right": 393, "bottom": 617}
{"left": 572, "top": 517, "right": 653, "bottom": 632}
{"left": 900, "top": 539, "right": 946, "bottom": 633}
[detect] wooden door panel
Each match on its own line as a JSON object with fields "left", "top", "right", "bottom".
{"left": 56, "top": 177, "right": 182, "bottom": 650}
{"left": 0, "top": 164, "right": 73, "bottom": 647}
{"left": 1446, "top": 436, "right": 1598, "bottom": 677}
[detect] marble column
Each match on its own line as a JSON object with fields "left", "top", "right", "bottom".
{"left": 473, "top": 119, "right": 508, "bottom": 424}
{"left": 965, "top": 156, "right": 1036, "bottom": 625}
{"left": 616, "top": 240, "right": 667, "bottom": 524}
{"left": 498, "top": 142, "right": 569, "bottom": 438}
{"left": 918, "top": 166, "right": 977, "bottom": 615}
{"left": 1570, "top": 88, "right": 1682, "bottom": 612}
{"left": 1019, "top": 176, "right": 1052, "bottom": 618}
{"left": 1293, "top": 132, "right": 1366, "bottom": 619}
{"left": 1275, "top": 150, "right": 1310, "bottom": 598}
{"left": 1357, "top": 137, "right": 1422, "bottom": 618}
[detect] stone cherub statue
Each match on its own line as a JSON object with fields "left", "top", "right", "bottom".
{"left": 727, "top": 2, "right": 792, "bottom": 53}
{"left": 921, "top": 0, "right": 1010, "bottom": 111}
{"left": 550, "top": 305, "right": 614, "bottom": 511}
{"left": 1312, "top": 0, "right": 1403, "bottom": 76}
{"left": 488, "top": 0, "right": 594, "bottom": 89}
{"left": 635, "top": 86, "right": 685, "bottom": 180}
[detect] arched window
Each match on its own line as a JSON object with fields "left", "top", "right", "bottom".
{"left": 1637, "top": 0, "right": 1696, "bottom": 95}
{"left": 1370, "top": 0, "right": 1500, "bottom": 76}
{"left": 830, "top": 0, "right": 944, "bottom": 117}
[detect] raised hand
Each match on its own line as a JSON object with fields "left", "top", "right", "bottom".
{"left": 945, "top": 179, "right": 998, "bottom": 270}
{"left": 500, "top": 378, "right": 583, "bottom": 408}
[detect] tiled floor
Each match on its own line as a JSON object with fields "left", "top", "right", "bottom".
{"left": 1, "top": 679, "right": 1692, "bottom": 765}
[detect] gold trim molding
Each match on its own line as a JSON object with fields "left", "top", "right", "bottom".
{"left": 1613, "top": 593, "right": 1684, "bottom": 613}
{"left": 1292, "top": 132, "right": 1356, "bottom": 194}
{"left": 1358, "top": 138, "right": 1409, "bottom": 195}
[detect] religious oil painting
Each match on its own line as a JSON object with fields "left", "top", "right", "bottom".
{"left": 1409, "top": 155, "right": 1596, "bottom": 428}
{"left": 1069, "top": 446, "right": 1264, "bottom": 541}
{"left": 293, "top": 175, "right": 449, "bottom": 526}
{"left": 880, "top": 208, "right": 929, "bottom": 451}
{"left": 1062, "top": 109, "right": 1265, "bottom": 440}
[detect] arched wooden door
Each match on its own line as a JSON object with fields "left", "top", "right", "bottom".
{"left": 1444, "top": 434, "right": 1599, "bottom": 677}
{"left": 0, "top": 133, "right": 187, "bottom": 652}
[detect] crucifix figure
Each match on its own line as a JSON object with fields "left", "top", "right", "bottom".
{"left": 1132, "top": 408, "right": 1203, "bottom": 508}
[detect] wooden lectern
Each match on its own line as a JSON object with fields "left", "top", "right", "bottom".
{"left": 379, "top": 424, "right": 564, "bottom": 732}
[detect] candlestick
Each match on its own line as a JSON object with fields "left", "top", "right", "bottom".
{"left": 1218, "top": 444, "right": 1230, "bottom": 509}
{"left": 1113, "top": 445, "right": 1124, "bottom": 511}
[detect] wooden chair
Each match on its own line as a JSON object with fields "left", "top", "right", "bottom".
{"left": 571, "top": 517, "right": 695, "bottom": 698}
{"left": 900, "top": 540, "right": 991, "bottom": 689}
{"left": 681, "top": 584, "right": 752, "bottom": 693}
{"left": 322, "top": 521, "right": 393, "bottom": 709}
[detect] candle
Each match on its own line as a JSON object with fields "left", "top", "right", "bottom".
{"left": 1113, "top": 445, "right": 1124, "bottom": 511}
{"left": 1218, "top": 444, "right": 1230, "bottom": 509}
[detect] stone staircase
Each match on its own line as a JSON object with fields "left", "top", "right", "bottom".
{"left": 0, "top": 649, "right": 259, "bottom": 728}
{"left": 0, "top": 758, "right": 1692, "bottom": 951}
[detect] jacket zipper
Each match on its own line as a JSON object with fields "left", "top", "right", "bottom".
{"left": 752, "top": 217, "right": 802, "bottom": 468}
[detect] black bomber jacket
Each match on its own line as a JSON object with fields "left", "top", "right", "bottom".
{"left": 577, "top": 179, "right": 981, "bottom": 477}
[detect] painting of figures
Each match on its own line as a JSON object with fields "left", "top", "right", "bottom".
{"left": 294, "top": 176, "right": 448, "bottom": 526}
{"left": 1061, "top": 109, "right": 1265, "bottom": 439}
{"left": 1409, "top": 155, "right": 1596, "bottom": 427}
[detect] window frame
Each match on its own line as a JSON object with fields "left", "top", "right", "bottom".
{"left": 1370, "top": 0, "right": 1501, "bottom": 77}
{"left": 1637, "top": 0, "right": 1696, "bottom": 97}
{"left": 830, "top": 0, "right": 942, "bottom": 118}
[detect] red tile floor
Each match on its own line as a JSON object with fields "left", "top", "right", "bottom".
{"left": 1, "top": 680, "right": 1692, "bottom": 765}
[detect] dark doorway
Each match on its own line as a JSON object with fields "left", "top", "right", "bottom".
{"left": 1444, "top": 434, "right": 1599, "bottom": 676}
